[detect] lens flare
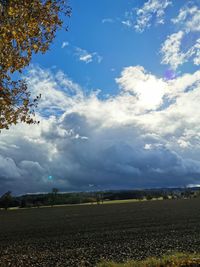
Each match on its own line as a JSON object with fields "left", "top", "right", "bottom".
{"left": 164, "top": 69, "right": 176, "bottom": 80}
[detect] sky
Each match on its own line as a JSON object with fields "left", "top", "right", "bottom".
{"left": 1, "top": 0, "right": 200, "bottom": 195}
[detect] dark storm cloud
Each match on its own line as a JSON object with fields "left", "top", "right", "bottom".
{"left": 1, "top": 67, "right": 200, "bottom": 194}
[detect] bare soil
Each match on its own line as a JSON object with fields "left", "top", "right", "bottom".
{"left": 0, "top": 198, "right": 200, "bottom": 266}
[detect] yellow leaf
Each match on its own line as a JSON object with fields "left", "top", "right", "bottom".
{"left": 33, "top": 44, "right": 38, "bottom": 50}
{"left": 8, "top": 7, "right": 14, "bottom": 16}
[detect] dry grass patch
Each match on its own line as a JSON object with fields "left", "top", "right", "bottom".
{"left": 97, "top": 253, "right": 200, "bottom": 267}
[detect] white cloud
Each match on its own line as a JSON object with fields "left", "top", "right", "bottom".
{"left": 161, "top": 32, "right": 200, "bottom": 69}
{"left": 121, "top": 1, "right": 199, "bottom": 70}
{"left": 61, "top": 41, "right": 69, "bottom": 48}
{"left": 144, "top": 144, "right": 152, "bottom": 150}
{"left": 75, "top": 48, "right": 92, "bottom": 63}
{"left": 134, "top": 0, "right": 172, "bottom": 32}
{"left": 161, "top": 31, "right": 186, "bottom": 70}
{"left": 122, "top": 20, "right": 132, "bottom": 28}
{"left": 172, "top": 5, "right": 200, "bottom": 33}
{"left": 116, "top": 66, "right": 166, "bottom": 112}
{"left": 161, "top": 3, "right": 200, "bottom": 69}
{"left": 189, "top": 38, "right": 200, "bottom": 65}
{"left": 79, "top": 53, "right": 93, "bottom": 63}
{"left": 102, "top": 18, "right": 114, "bottom": 24}
{"left": 26, "top": 66, "right": 83, "bottom": 115}
{"left": 121, "top": 0, "right": 172, "bottom": 31}
{"left": 1, "top": 66, "right": 200, "bottom": 194}
{"left": 75, "top": 47, "right": 102, "bottom": 64}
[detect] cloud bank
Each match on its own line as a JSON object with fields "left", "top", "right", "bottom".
{"left": 1, "top": 66, "right": 200, "bottom": 194}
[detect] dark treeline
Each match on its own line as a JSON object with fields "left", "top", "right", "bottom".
{"left": 0, "top": 187, "right": 199, "bottom": 210}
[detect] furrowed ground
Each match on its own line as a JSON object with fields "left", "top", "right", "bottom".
{"left": 0, "top": 198, "right": 200, "bottom": 266}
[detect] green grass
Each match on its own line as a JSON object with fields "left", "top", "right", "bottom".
{"left": 97, "top": 253, "right": 200, "bottom": 267}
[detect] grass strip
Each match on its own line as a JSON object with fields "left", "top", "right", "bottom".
{"left": 97, "top": 252, "right": 200, "bottom": 267}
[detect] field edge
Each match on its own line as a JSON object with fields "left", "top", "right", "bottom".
{"left": 96, "top": 252, "right": 200, "bottom": 267}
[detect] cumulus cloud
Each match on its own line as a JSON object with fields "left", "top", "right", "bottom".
{"left": 25, "top": 66, "right": 83, "bottom": 116}
{"left": 0, "top": 155, "right": 21, "bottom": 179}
{"left": 116, "top": 66, "right": 166, "bottom": 112}
{"left": 75, "top": 47, "right": 102, "bottom": 64}
{"left": 1, "top": 66, "right": 200, "bottom": 194}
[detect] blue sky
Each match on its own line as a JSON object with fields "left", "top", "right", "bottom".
{"left": 1, "top": 0, "right": 200, "bottom": 194}
{"left": 31, "top": 0, "right": 199, "bottom": 95}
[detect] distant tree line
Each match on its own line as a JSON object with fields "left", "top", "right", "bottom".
{"left": 0, "top": 188, "right": 199, "bottom": 210}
